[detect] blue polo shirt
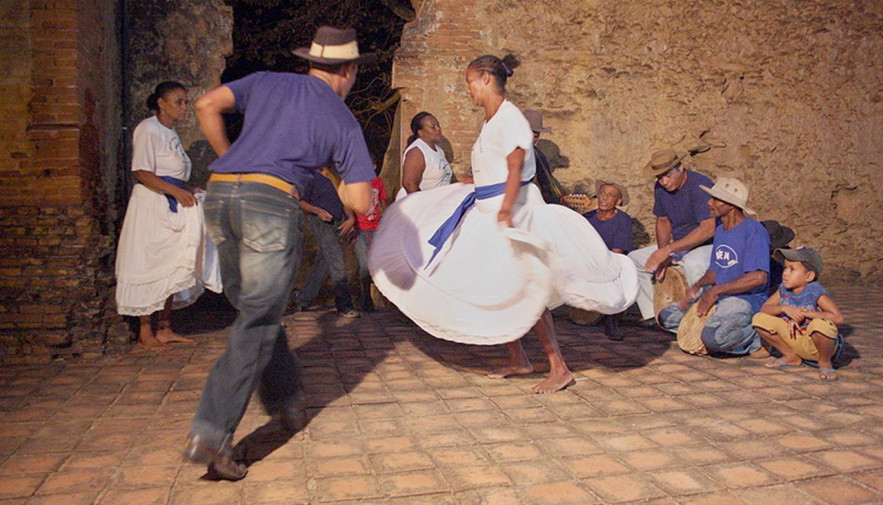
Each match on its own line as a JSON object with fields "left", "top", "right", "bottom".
{"left": 301, "top": 173, "right": 344, "bottom": 223}
{"left": 208, "top": 72, "right": 375, "bottom": 194}
{"left": 653, "top": 170, "right": 713, "bottom": 242}
{"left": 710, "top": 218, "right": 770, "bottom": 312}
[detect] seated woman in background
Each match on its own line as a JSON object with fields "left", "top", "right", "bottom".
{"left": 115, "top": 81, "right": 221, "bottom": 349}
{"left": 396, "top": 111, "right": 453, "bottom": 200}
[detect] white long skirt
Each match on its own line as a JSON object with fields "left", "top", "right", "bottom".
{"left": 115, "top": 185, "right": 221, "bottom": 316}
{"left": 369, "top": 183, "right": 638, "bottom": 345}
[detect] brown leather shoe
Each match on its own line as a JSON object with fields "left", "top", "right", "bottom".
{"left": 207, "top": 446, "right": 247, "bottom": 481}
{"left": 182, "top": 435, "right": 247, "bottom": 481}
{"left": 182, "top": 434, "right": 216, "bottom": 465}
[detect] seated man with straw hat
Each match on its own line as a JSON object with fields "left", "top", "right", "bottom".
{"left": 628, "top": 149, "right": 716, "bottom": 328}
{"left": 583, "top": 179, "right": 633, "bottom": 340}
{"left": 657, "top": 177, "right": 770, "bottom": 357}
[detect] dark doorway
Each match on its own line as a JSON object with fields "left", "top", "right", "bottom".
{"left": 222, "top": 0, "right": 412, "bottom": 162}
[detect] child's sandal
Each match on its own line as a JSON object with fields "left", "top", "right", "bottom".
{"left": 818, "top": 368, "right": 839, "bottom": 382}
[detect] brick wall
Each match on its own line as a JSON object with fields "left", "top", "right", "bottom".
{"left": 0, "top": 0, "right": 124, "bottom": 363}
{"left": 391, "top": 0, "right": 883, "bottom": 280}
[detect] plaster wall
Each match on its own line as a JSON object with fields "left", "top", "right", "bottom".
{"left": 393, "top": 0, "right": 883, "bottom": 280}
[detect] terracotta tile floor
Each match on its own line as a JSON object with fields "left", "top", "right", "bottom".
{"left": 0, "top": 284, "right": 881, "bottom": 504}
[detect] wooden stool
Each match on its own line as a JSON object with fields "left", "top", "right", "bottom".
{"left": 653, "top": 265, "right": 688, "bottom": 326}
{"left": 676, "top": 303, "right": 717, "bottom": 355}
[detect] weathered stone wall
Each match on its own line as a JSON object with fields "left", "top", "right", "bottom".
{"left": 125, "top": 0, "right": 232, "bottom": 188}
{"left": 0, "top": 0, "right": 124, "bottom": 363}
{"left": 393, "top": 0, "right": 883, "bottom": 280}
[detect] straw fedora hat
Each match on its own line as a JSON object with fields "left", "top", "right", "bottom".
{"left": 644, "top": 148, "right": 686, "bottom": 176}
{"left": 700, "top": 177, "right": 755, "bottom": 215}
{"left": 523, "top": 110, "right": 551, "bottom": 133}
{"left": 594, "top": 178, "right": 630, "bottom": 207}
{"left": 292, "top": 26, "right": 377, "bottom": 65}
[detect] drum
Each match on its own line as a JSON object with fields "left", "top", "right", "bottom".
{"left": 653, "top": 265, "right": 688, "bottom": 325}
{"left": 568, "top": 307, "right": 602, "bottom": 326}
{"left": 676, "top": 303, "right": 716, "bottom": 355}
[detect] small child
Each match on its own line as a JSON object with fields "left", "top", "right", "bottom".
{"left": 352, "top": 166, "right": 387, "bottom": 311}
{"left": 752, "top": 247, "right": 845, "bottom": 381}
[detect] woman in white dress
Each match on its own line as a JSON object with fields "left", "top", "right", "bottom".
{"left": 115, "top": 81, "right": 221, "bottom": 349}
{"left": 369, "top": 55, "right": 638, "bottom": 393}
{"left": 396, "top": 112, "right": 453, "bottom": 200}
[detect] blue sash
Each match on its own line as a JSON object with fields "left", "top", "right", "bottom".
{"left": 425, "top": 180, "right": 530, "bottom": 268}
{"left": 157, "top": 176, "right": 187, "bottom": 213}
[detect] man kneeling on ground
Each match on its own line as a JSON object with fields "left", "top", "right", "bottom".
{"left": 658, "top": 177, "right": 770, "bottom": 357}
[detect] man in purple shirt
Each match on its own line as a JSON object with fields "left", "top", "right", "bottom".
{"left": 183, "top": 26, "right": 375, "bottom": 481}
{"left": 658, "top": 177, "right": 770, "bottom": 357}
{"left": 628, "top": 149, "right": 716, "bottom": 326}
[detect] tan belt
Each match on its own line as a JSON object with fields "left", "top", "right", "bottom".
{"left": 208, "top": 173, "right": 299, "bottom": 198}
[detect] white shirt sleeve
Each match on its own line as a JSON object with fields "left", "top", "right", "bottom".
{"left": 499, "top": 103, "right": 534, "bottom": 158}
{"left": 131, "top": 118, "right": 159, "bottom": 173}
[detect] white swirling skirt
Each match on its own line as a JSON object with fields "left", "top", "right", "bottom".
{"left": 368, "top": 183, "right": 638, "bottom": 345}
{"left": 115, "top": 185, "right": 222, "bottom": 316}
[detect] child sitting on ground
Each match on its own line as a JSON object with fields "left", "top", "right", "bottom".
{"left": 752, "top": 247, "right": 844, "bottom": 381}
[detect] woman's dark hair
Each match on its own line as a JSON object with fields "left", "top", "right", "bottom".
{"left": 146, "top": 81, "right": 186, "bottom": 111}
{"left": 467, "top": 54, "right": 520, "bottom": 92}
{"left": 407, "top": 111, "right": 434, "bottom": 146}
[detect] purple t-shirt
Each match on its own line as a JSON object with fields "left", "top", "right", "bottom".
{"left": 583, "top": 209, "right": 634, "bottom": 253}
{"left": 653, "top": 170, "right": 714, "bottom": 242}
{"left": 301, "top": 173, "right": 344, "bottom": 223}
{"left": 710, "top": 218, "right": 770, "bottom": 312}
{"left": 208, "top": 72, "right": 375, "bottom": 194}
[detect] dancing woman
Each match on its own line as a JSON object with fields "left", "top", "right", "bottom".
{"left": 369, "top": 54, "right": 638, "bottom": 393}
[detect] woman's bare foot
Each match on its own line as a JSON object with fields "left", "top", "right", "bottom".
{"left": 135, "top": 316, "right": 171, "bottom": 351}
{"left": 531, "top": 368, "right": 574, "bottom": 394}
{"left": 137, "top": 325, "right": 170, "bottom": 350}
{"left": 487, "top": 363, "right": 534, "bottom": 379}
{"left": 156, "top": 327, "right": 195, "bottom": 344}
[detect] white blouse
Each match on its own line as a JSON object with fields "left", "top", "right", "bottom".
{"left": 131, "top": 115, "right": 192, "bottom": 180}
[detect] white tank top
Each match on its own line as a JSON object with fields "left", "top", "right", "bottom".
{"left": 401, "top": 138, "right": 452, "bottom": 193}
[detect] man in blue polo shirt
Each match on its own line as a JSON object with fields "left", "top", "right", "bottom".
{"left": 293, "top": 171, "right": 359, "bottom": 318}
{"left": 658, "top": 177, "right": 770, "bottom": 356}
{"left": 628, "top": 149, "right": 716, "bottom": 327}
{"left": 183, "top": 26, "right": 375, "bottom": 481}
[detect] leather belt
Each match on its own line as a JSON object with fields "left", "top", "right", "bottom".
{"left": 208, "top": 173, "right": 299, "bottom": 198}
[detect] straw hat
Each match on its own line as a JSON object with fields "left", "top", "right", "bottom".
{"left": 594, "top": 178, "right": 630, "bottom": 207}
{"left": 292, "top": 26, "right": 377, "bottom": 65}
{"left": 523, "top": 110, "right": 551, "bottom": 133}
{"left": 700, "top": 177, "right": 755, "bottom": 215}
{"left": 644, "top": 149, "right": 686, "bottom": 176}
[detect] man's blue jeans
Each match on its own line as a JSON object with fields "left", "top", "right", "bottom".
{"left": 659, "top": 295, "right": 761, "bottom": 355}
{"left": 189, "top": 181, "right": 303, "bottom": 451}
{"left": 296, "top": 214, "right": 354, "bottom": 312}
